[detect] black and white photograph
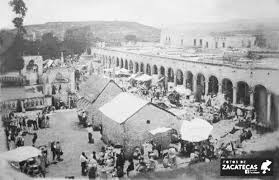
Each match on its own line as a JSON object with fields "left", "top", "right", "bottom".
{"left": 0, "top": 0, "right": 279, "bottom": 179}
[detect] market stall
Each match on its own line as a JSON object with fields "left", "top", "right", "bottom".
{"left": 148, "top": 127, "right": 175, "bottom": 150}
{"left": 180, "top": 118, "right": 213, "bottom": 142}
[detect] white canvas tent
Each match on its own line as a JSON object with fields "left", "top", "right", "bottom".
{"left": 115, "top": 68, "right": 131, "bottom": 76}
{"left": 0, "top": 146, "right": 41, "bottom": 162}
{"left": 135, "top": 74, "right": 152, "bottom": 82}
{"left": 180, "top": 118, "right": 213, "bottom": 142}
{"left": 99, "top": 92, "right": 148, "bottom": 124}
{"left": 174, "top": 85, "right": 192, "bottom": 96}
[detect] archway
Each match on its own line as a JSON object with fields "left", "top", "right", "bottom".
{"left": 146, "top": 64, "right": 151, "bottom": 75}
{"left": 194, "top": 73, "right": 205, "bottom": 101}
{"left": 167, "top": 68, "right": 174, "bottom": 82}
{"left": 197, "top": 73, "right": 206, "bottom": 95}
{"left": 108, "top": 57, "right": 112, "bottom": 68}
{"left": 125, "top": 60, "right": 128, "bottom": 69}
{"left": 176, "top": 69, "right": 183, "bottom": 85}
{"left": 120, "top": 58, "right": 124, "bottom": 68}
{"left": 186, "top": 71, "right": 193, "bottom": 90}
{"left": 140, "top": 63, "right": 144, "bottom": 73}
{"left": 237, "top": 81, "right": 250, "bottom": 105}
{"left": 208, "top": 76, "right": 219, "bottom": 95}
{"left": 129, "top": 60, "right": 133, "bottom": 71}
{"left": 254, "top": 85, "right": 267, "bottom": 124}
{"left": 153, "top": 65, "right": 158, "bottom": 75}
{"left": 222, "top": 78, "right": 233, "bottom": 102}
{"left": 160, "top": 66, "right": 165, "bottom": 76}
{"left": 135, "top": 62, "right": 139, "bottom": 73}
{"left": 116, "top": 58, "right": 119, "bottom": 67}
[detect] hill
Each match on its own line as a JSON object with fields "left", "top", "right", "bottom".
{"left": 24, "top": 21, "right": 161, "bottom": 42}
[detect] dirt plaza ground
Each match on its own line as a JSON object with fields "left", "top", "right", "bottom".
{"left": 25, "top": 109, "right": 104, "bottom": 178}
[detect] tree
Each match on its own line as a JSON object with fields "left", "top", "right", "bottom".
{"left": 63, "top": 26, "right": 94, "bottom": 56}
{"left": 124, "top": 34, "right": 137, "bottom": 42}
{"left": 0, "top": 0, "right": 27, "bottom": 73}
{"left": 39, "top": 32, "right": 61, "bottom": 59}
{"left": 9, "top": 0, "right": 27, "bottom": 35}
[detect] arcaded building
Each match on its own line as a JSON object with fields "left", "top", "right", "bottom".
{"left": 90, "top": 27, "right": 279, "bottom": 130}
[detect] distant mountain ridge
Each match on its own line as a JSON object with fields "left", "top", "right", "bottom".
{"left": 164, "top": 18, "right": 279, "bottom": 34}
{"left": 24, "top": 21, "right": 161, "bottom": 42}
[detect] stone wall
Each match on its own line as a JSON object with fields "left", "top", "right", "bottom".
{"left": 124, "top": 104, "right": 179, "bottom": 156}
{"left": 90, "top": 81, "right": 123, "bottom": 127}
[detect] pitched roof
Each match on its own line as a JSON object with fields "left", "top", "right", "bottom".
{"left": 79, "top": 75, "right": 111, "bottom": 102}
{"left": 99, "top": 92, "right": 149, "bottom": 124}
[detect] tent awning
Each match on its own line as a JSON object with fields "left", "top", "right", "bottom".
{"left": 174, "top": 86, "right": 192, "bottom": 96}
{"left": 0, "top": 146, "right": 41, "bottom": 162}
{"left": 180, "top": 118, "right": 213, "bottom": 142}
{"left": 115, "top": 68, "right": 131, "bottom": 76}
{"left": 149, "top": 127, "right": 172, "bottom": 135}
{"left": 135, "top": 74, "right": 152, "bottom": 82}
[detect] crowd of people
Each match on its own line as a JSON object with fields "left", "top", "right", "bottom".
{"left": 3, "top": 110, "right": 50, "bottom": 150}
{"left": 79, "top": 145, "right": 126, "bottom": 179}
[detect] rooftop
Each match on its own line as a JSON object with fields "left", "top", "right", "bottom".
{"left": 99, "top": 92, "right": 149, "bottom": 124}
{"left": 79, "top": 74, "right": 111, "bottom": 102}
{"left": 102, "top": 46, "right": 279, "bottom": 70}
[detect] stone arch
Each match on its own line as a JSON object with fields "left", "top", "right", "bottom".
{"left": 124, "top": 59, "right": 128, "bottom": 69}
{"left": 135, "top": 62, "right": 139, "bottom": 73}
{"left": 237, "top": 81, "right": 250, "bottom": 105}
{"left": 197, "top": 73, "right": 206, "bottom": 98}
{"left": 129, "top": 60, "right": 133, "bottom": 71}
{"left": 140, "top": 62, "right": 144, "bottom": 73}
{"left": 167, "top": 68, "right": 174, "bottom": 82}
{"left": 176, "top": 69, "right": 183, "bottom": 85}
{"left": 186, "top": 71, "right": 193, "bottom": 90}
{"left": 208, "top": 75, "right": 219, "bottom": 95}
{"left": 160, "top": 66, "right": 165, "bottom": 76}
{"left": 108, "top": 57, "right": 112, "bottom": 68}
{"left": 146, "top": 64, "right": 151, "bottom": 75}
{"left": 120, "top": 58, "right": 124, "bottom": 68}
{"left": 254, "top": 85, "right": 267, "bottom": 124}
{"left": 152, "top": 65, "right": 158, "bottom": 75}
{"left": 222, "top": 78, "right": 233, "bottom": 102}
{"left": 116, "top": 58, "right": 120, "bottom": 67}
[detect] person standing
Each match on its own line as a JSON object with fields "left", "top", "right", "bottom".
{"left": 80, "top": 152, "right": 88, "bottom": 176}
{"left": 87, "top": 125, "right": 94, "bottom": 144}
{"left": 56, "top": 141, "right": 63, "bottom": 161}
{"left": 88, "top": 163, "right": 97, "bottom": 179}
{"left": 51, "top": 141, "right": 56, "bottom": 161}
{"left": 126, "top": 158, "right": 134, "bottom": 177}
{"left": 32, "top": 133, "right": 38, "bottom": 146}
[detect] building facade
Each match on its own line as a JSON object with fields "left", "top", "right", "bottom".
{"left": 91, "top": 47, "right": 279, "bottom": 130}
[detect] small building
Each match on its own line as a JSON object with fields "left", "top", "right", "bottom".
{"left": 0, "top": 87, "right": 51, "bottom": 112}
{"left": 77, "top": 75, "right": 123, "bottom": 127}
{"left": 42, "top": 67, "right": 75, "bottom": 105}
{"left": 99, "top": 92, "right": 179, "bottom": 156}
{"left": 22, "top": 56, "right": 43, "bottom": 85}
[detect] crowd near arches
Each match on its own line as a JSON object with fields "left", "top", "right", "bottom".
{"left": 95, "top": 54, "right": 277, "bottom": 128}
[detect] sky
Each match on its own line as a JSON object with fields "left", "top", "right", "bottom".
{"left": 1, "top": 0, "right": 279, "bottom": 29}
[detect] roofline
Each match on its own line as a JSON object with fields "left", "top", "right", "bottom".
{"left": 120, "top": 103, "right": 148, "bottom": 125}
{"left": 149, "top": 103, "right": 177, "bottom": 117}
{"left": 120, "top": 101, "right": 177, "bottom": 125}
{"left": 91, "top": 79, "right": 123, "bottom": 104}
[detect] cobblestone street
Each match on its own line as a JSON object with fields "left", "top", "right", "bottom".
{"left": 25, "top": 109, "right": 104, "bottom": 178}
